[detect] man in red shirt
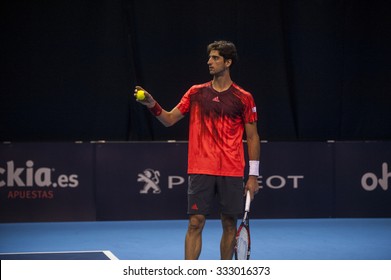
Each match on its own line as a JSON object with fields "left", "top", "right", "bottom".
{"left": 135, "top": 41, "right": 260, "bottom": 260}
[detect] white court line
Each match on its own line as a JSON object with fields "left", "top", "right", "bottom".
{"left": 0, "top": 250, "right": 119, "bottom": 260}
{"left": 102, "top": 250, "right": 119, "bottom": 260}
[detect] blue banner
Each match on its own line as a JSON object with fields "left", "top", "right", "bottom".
{"left": 335, "top": 142, "right": 391, "bottom": 217}
{"left": 1, "top": 141, "right": 390, "bottom": 222}
{"left": 95, "top": 142, "right": 188, "bottom": 220}
{"left": 0, "top": 143, "right": 95, "bottom": 222}
{"left": 253, "top": 142, "right": 333, "bottom": 218}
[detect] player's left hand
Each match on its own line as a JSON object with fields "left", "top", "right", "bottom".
{"left": 245, "top": 176, "right": 259, "bottom": 200}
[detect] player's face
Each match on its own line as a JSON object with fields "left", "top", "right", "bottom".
{"left": 207, "top": 50, "right": 230, "bottom": 76}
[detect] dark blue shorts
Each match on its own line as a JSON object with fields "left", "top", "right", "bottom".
{"left": 187, "top": 174, "right": 244, "bottom": 216}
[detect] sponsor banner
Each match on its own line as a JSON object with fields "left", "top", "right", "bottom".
{"left": 2, "top": 141, "right": 390, "bottom": 222}
{"left": 95, "top": 142, "right": 334, "bottom": 220}
{"left": 251, "top": 142, "right": 333, "bottom": 218}
{"left": 95, "top": 142, "right": 189, "bottom": 220}
{"left": 0, "top": 143, "right": 95, "bottom": 222}
{"left": 335, "top": 142, "right": 391, "bottom": 217}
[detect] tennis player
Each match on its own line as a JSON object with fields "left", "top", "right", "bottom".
{"left": 135, "top": 40, "right": 260, "bottom": 260}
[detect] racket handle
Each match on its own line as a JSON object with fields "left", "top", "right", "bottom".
{"left": 245, "top": 190, "right": 251, "bottom": 212}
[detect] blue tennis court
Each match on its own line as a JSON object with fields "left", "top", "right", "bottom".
{"left": 1, "top": 218, "right": 390, "bottom": 260}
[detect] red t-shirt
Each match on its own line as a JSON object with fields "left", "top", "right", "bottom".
{"left": 176, "top": 81, "right": 258, "bottom": 177}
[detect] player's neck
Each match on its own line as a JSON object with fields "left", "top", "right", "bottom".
{"left": 212, "top": 73, "right": 233, "bottom": 92}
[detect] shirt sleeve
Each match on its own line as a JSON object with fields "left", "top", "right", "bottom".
{"left": 243, "top": 93, "right": 258, "bottom": 123}
{"left": 176, "top": 86, "right": 196, "bottom": 115}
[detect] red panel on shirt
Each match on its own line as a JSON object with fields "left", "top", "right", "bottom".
{"left": 177, "top": 82, "right": 258, "bottom": 177}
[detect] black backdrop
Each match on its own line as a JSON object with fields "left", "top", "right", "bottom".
{"left": 1, "top": 0, "right": 391, "bottom": 142}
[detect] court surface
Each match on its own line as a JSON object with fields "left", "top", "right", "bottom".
{"left": 1, "top": 218, "right": 390, "bottom": 260}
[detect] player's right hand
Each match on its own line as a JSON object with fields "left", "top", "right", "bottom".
{"left": 134, "top": 86, "right": 156, "bottom": 108}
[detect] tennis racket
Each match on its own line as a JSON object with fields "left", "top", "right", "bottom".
{"left": 234, "top": 190, "right": 251, "bottom": 260}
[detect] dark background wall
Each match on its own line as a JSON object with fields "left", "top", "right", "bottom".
{"left": 1, "top": 0, "right": 390, "bottom": 142}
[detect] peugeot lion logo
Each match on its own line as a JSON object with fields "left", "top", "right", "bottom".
{"left": 138, "top": 168, "right": 161, "bottom": 194}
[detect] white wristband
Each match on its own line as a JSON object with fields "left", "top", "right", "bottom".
{"left": 249, "top": 160, "right": 260, "bottom": 176}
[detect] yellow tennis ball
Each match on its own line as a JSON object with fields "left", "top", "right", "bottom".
{"left": 136, "top": 90, "right": 145, "bottom": 101}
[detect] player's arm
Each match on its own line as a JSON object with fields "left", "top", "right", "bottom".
{"left": 156, "top": 107, "right": 184, "bottom": 127}
{"left": 134, "top": 86, "right": 184, "bottom": 127}
{"left": 244, "top": 122, "right": 261, "bottom": 200}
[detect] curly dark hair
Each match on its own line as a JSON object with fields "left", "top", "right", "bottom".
{"left": 207, "top": 40, "right": 238, "bottom": 67}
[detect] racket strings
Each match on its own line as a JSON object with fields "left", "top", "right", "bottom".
{"left": 236, "top": 227, "right": 250, "bottom": 260}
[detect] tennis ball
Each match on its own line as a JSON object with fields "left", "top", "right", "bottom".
{"left": 136, "top": 90, "right": 145, "bottom": 101}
